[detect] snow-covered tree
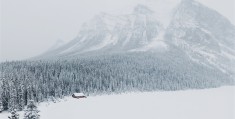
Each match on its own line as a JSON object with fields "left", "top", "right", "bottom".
{"left": 0, "top": 74, "right": 4, "bottom": 112}
{"left": 8, "top": 109, "right": 19, "bottom": 119}
{"left": 0, "top": 101, "right": 4, "bottom": 112}
{"left": 24, "top": 100, "right": 40, "bottom": 119}
{"left": 0, "top": 53, "right": 232, "bottom": 110}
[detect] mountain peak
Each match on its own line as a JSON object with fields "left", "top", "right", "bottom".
{"left": 133, "top": 4, "right": 153, "bottom": 14}
{"left": 179, "top": 0, "right": 198, "bottom": 7}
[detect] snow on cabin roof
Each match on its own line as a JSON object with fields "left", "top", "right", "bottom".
{"left": 73, "top": 93, "right": 85, "bottom": 96}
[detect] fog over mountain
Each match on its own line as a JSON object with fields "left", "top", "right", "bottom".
{"left": 1, "top": 0, "right": 235, "bottom": 62}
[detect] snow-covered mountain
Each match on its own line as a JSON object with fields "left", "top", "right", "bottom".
{"left": 38, "top": 0, "right": 235, "bottom": 78}
{"left": 40, "top": 4, "right": 166, "bottom": 56}
{"left": 165, "top": 0, "right": 235, "bottom": 76}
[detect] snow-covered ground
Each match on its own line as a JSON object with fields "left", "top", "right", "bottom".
{"left": 1, "top": 86, "right": 234, "bottom": 119}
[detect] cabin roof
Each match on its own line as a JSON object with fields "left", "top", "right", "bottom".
{"left": 73, "top": 93, "right": 85, "bottom": 96}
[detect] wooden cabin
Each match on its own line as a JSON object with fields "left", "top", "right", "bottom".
{"left": 72, "top": 93, "right": 87, "bottom": 99}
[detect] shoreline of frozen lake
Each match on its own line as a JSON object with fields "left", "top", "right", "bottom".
{"left": 1, "top": 86, "right": 234, "bottom": 119}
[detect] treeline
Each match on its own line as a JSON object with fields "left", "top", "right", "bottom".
{"left": 0, "top": 52, "right": 233, "bottom": 111}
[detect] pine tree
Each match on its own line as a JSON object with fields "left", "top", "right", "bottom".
{"left": 0, "top": 101, "right": 4, "bottom": 112}
{"left": 18, "top": 86, "right": 25, "bottom": 111}
{"left": 24, "top": 100, "right": 40, "bottom": 119}
{"left": 8, "top": 109, "right": 19, "bottom": 119}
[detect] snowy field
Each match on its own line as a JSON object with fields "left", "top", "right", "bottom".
{"left": 1, "top": 86, "right": 235, "bottom": 119}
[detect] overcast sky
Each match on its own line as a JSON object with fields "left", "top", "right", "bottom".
{"left": 0, "top": 0, "right": 235, "bottom": 62}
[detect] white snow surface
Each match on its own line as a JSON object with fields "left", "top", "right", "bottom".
{"left": 1, "top": 86, "right": 234, "bottom": 119}
{"left": 73, "top": 93, "right": 85, "bottom": 97}
{"left": 129, "top": 31, "right": 168, "bottom": 52}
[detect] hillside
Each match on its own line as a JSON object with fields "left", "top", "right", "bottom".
{"left": 37, "top": 0, "right": 235, "bottom": 82}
